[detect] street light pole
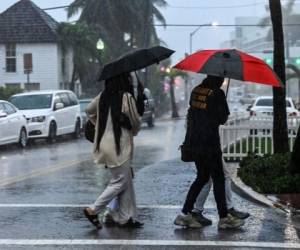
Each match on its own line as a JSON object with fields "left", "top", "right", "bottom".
{"left": 143, "top": 0, "right": 151, "bottom": 88}
{"left": 189, "top": 22, "right": 218, "bottom": 54}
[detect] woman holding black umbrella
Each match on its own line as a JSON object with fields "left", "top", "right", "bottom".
{"left": 84, "top": 73, "right": 143, "bottom": 229}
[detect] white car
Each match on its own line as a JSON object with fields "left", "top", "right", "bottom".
{"left": 250, "top": 96, "right": 300, "bottom": 118}
{"left": 0, "top": 100, "right": 28, "bottom": 147}
{"left": 9, "top": 90, "right": 82, "bottom": 143}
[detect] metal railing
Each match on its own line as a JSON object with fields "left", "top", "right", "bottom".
{"left": 220, "top": 115, "right": 300, "bottom": 161}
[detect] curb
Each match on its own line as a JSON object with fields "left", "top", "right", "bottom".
{"left": 228, "top": 165, "right": 290, "bottom": 214}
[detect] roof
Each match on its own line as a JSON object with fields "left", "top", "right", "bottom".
{"left": 0, "top": 0, "right": 59, "bottom": 44}
{"left": 11, "top": 90, "right": 74, "bottom": 97}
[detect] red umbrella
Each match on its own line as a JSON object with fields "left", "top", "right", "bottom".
{"left": 173, "top": 49, "right": 282, "bottom": 94}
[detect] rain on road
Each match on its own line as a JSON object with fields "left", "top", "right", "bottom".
{"left": 0, "top": 119, "right": 299, "bottom": 250}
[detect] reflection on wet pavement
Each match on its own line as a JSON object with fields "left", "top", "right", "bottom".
{"left": 0, "top": 119, "right": 299, "bottom": 249}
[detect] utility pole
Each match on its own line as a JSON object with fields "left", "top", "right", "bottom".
{"left": 143, "top": 0, "right": 151, "bottom": 88}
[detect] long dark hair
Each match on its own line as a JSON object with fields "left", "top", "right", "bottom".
{"left": 96, "top": 73, "right": 134, "bottom": 155}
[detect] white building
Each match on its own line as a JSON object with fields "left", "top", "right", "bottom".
{"left": 0, "top": 0, "right": 73, "bottom": 92}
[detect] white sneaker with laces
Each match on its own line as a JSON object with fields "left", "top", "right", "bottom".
{"left": 174, "top": 213, "right": 203, "bottom": 228}
{"left": 218, "top": 214, "right": 245, "bottom": 229}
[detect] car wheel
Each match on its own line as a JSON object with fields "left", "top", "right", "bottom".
{"left": 47, "top": 122, "right": 57, "bottom": 143}
{"left": 147, "top": 112, "right": 155, "bottom": 128}
{"left": 18, "top": 127, "right": 27, "bottom": 148}
{"left": 73, "top": 119, "right": 81, "bottom": 139}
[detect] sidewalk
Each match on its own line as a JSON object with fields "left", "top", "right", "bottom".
{"left": 227, "top": 162, "right": 300, "bottom": 216}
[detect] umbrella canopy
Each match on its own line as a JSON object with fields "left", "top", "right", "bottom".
{"left": 98, "top": 46, "right": 175, "bottom": 81}
{"left": 173, "top": 49, "right": 282, "bottom": 87}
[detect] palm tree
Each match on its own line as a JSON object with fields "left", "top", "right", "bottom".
{"left": 160, "top": 67, "right": 187, "bottom": 118}
{"left": 269, "top": 0, "right": 289, "bottom": 153}
{"left": 67, "top": 0, "right": 167, "bottom": 62}
{"left": 57, "top": 22, "right": 99, "bottom": 91}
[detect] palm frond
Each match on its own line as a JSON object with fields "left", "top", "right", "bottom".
{"left": 152, "top": 0, "right": 168, "bottom": 8}
{"left": 67, "top": 0, "right": 87, "bottom": 18}
{"left": 152, "top": 6, "right": 166, "bottom": 26}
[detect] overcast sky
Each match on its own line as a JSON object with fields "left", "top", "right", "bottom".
{"left": 0, "top": 0, "right": 275, "bottom": 63}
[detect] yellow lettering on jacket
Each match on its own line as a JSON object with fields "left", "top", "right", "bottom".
{"left": 193, "top": 87, "right": 213, "bottom": 96}
{"left": 191, "top": 101, "right": 207, "bottom": 110}
{"left": 190, "top": 86, "right": 213, "bottom": 110}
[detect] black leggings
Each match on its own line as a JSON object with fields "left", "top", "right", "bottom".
{"left": 182, "top": 154, "right": 228, "bottom": 218}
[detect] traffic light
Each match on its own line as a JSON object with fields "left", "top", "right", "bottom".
{"left": 264, "top": 58, "right": 272, "bottom": 65}
{"left": 295, "top": 58, "right": 300, "bottom": 66}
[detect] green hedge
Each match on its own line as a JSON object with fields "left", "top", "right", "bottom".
{"left": 238, "top": 153, "right": 300, "bottom": 194}
{"left": 0, "top": 86, "right": 23, "bottom": 101}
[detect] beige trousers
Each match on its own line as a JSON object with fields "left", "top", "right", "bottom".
{"left": 91, "top": 161, "right": 137, "bottom": 224}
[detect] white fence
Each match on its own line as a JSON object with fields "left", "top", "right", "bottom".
{"left": 220, "top": 115, "right": 300, "bottom": 161}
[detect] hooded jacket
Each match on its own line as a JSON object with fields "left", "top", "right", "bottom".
{"left": 184, "top": 81, "right": 230, "bottom": 158}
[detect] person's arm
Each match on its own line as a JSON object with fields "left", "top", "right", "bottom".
{"left": 85, "top": 95, "right": 100, "bottom": 125}
{"left": 122, "top": 93, "right": 141, "bottom": 136}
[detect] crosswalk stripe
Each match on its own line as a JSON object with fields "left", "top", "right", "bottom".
{"left": 0, "top": 204, "right": 188, "bottom": 209}
{"left": 0, "top": 239, "right": 298, "bottom": 248}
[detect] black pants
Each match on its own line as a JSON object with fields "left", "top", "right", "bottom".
{"left": 182, "top": 154, "right": 228, "bottom": 218}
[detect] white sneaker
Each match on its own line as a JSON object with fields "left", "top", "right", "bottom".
{"left": 174, "top": 213, "right": 202, "bottom": 228}
{"left": 218, "top": 214, "right": 245, "bottom": 229}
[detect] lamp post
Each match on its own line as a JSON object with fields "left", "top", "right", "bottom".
{"left": 96, "top": 39, "right": 105, "bottom": 64}
{"left": 189, "top": 21, "right": 218, "bottom": 54}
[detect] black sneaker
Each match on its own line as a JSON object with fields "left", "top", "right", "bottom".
{"left": 191, "top": 211, "right": 212, "bottom": 226}
{"left": 228, "top": 207, "right": 250, "bottom": 220}
{"left": 119, "top": 218, "right": 144, "bottom": 228}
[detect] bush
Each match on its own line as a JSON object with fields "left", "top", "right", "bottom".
{"left": 238, "top": 153, "right": 300, "bottom": 194}
{"left": 0, "top": 86, "right": 23, "bottom": 100}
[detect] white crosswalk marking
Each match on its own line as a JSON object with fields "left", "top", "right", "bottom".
{"left": 0, "top": 204, "right": 186, "bottom": 209}
{"left": 0, "top": 239, "right": 298, "bottom": 248}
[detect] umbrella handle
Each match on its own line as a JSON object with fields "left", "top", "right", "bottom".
{"left": 225, "top": 78, "right": 231, "bottom": 99}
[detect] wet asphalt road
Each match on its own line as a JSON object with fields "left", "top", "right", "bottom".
{"left": 0, "top": 119, "right": 299, "bottom": 250}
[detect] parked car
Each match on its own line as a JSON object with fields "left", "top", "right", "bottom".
{"left": 0, "top": 100, "right": 28, "bottom": 147}
{"left": 9, "top": 90, "right": 82, "bottom": 143}
{"left": 79, "top": 99, "right": 92, "bottom": 130}
{"left": 142, "top": 88, "right": 155, "bottom": 127}
{"left": 249, "top": 96, "right": 300, "bottom": 118}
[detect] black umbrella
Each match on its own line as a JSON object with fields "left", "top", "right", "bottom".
{"left": 98, "top": 46, "right": 175, "bottom": 81}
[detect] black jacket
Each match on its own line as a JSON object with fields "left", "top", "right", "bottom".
{"left": 184, "top": 84, "right": 230, "bottom": 157}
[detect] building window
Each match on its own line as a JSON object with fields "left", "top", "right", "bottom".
{"left": 24, "top": 83, "right": 40, "bottom": 91}
{"left": 5, "top": 44, "right": 16, "bottom": 72}
{"left": 23, "top": 53, "right": 33, "bottom": 73}
{"left": 5, "top": 83, "right": 21, "bottom": 89}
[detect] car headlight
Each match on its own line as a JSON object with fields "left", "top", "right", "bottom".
{"left": 31, "top": 116, "right": 46, "bottom": 123}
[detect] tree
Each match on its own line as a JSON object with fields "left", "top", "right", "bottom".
{"left": 0, "top": 86, "right": 22, "bottom": 100}
{"left": 67, "top": 0, "right": 166, "bottom": 62}
{"left": 269, "top": 0, "right": 289, "bottom": 153}
{"left": 57, "top": 22, "right": 99, "bottom": 92}
{"left": 160, "top": 68, "right": 187, "bottom": 118}
{"left": 66, "top": 1, "right": 167, "bottom": 96}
